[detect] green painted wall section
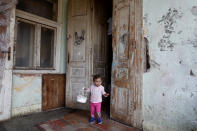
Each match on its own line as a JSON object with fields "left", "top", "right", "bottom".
{"left": 60, "top": 0, "right": 68, "bottom": 73}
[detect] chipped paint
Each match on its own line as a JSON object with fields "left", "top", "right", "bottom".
{"left": 130, "top": 52, "right": 134, "bottom": 65}
{"left": 14, "top": 77, "right": 35, "bottom": 92}
{"left": 112, "top": 52, "right": 117, "bottom": 69}
{"left": 143, "top": 0, "right": 197, "bottom": 130}
{"left": 0, "top": 0, "right": 16, "bottom": 98}
{"left": 12, "top": 104, "right": 41, "bottom": 117}
{"left": 158, "top": 8, "right": 183, "bottom": 51}
{"left": 111, "top": 0, "right": 143, "bottom": 128}
{"left": 191, "top": 6, "right": 197, "bottom": 16}
{"left": 0, "top": 0, "right": 16, "bottom": 121}
{"left": 12, "top": 74, "right": 42, "bottom": 116}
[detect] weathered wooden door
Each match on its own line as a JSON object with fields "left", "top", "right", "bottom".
{"left": 0, "top": 1, "right": 15, "bottom": 121}
{"left": 42, "top": 74, "right": 65, "bottom": 111}
{"left": 66, "top": 0, "right": 91, "bottom": 110}
{"left": 110, "top": 0, "right": 143, "bottom": 128}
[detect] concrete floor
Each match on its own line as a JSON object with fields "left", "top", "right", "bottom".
{"left": 0, "top": 108, "right": 74, "bottom": 131}
{"left": 0, "top": 108, "right": 140, "bottom": 131}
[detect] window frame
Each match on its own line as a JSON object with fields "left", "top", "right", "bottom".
{"left": 37, "top": 24, "right": 57, "bottom": 70}
{"left": 14, "top": 18, "right": 37, "bottom": 70}
{"left": 14, "top": 0, "right": 62, "bottom": 73}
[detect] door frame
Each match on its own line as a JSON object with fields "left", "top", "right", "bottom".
{"left": 0, "top": 3, "right": 15, "bottom": 121}
{"left": 65, "top": 0, "right": 143, "bottom": 128}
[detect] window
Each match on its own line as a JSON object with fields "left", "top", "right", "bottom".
{"left": 16, "top": 0, "right": 58, "bottom": 21}
{"left": 40, "top": 26, "right": 55, "bottom": 68}
{"left": 14, "top": 0, "right": 61, "bottom": 70}
{"left": 15, "top": 21, "right": 35, "bottom": 68}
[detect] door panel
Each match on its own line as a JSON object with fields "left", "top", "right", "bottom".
{"left": 66, "top": 0, "right": 91, "bottom": 110}
{"left": 42, "top": 74, "right": 65, "bottom": 111}
{"left": 0, "top": 1, "right": 15, "bottom": 121}
{"left": 111, "top": 0, "right": 143, "bottom": 128}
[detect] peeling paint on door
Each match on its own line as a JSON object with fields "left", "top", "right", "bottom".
{"left": 0, "top": 0, "right": 16, "bottom": 121}
{"left": 111, "top": 0, "right": 143, "bottom": 128}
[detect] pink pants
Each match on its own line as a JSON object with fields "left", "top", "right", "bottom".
{"left": 90, "top": 102, "right": 101, "bottom": 117}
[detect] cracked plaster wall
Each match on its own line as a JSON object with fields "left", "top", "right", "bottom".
{"left": 143, "top": 0, "right": 197, "bottom": 131}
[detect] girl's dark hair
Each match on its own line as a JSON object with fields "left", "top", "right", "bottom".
{"left": 93, "top": 74, "right": 102, "bottom": 81}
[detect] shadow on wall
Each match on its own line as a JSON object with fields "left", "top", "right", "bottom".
{"left": 144, "top": 37, "right": 150, "bottom": 73}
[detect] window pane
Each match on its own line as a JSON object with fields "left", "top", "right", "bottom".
{"left": 40, "top": 27, "right": 54, "bottom": 68}
{"left": 15, "top": 21, "right": 35, "bottom": 68}
{"left": 16, "top": 0, "right": 58, "bottom": 21}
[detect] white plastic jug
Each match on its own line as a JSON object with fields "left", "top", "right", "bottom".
{"left": 77, "top": 87, "right": 88, "bottom": 103}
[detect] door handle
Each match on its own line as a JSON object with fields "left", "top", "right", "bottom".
{"left": 0, "top": 47, "right": 11, "bottom": 60}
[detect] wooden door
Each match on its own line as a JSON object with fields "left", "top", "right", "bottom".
{"left": 110, "top": 0, "right": 143, "bottom": 128}
{"left": 66, "top": 0, "right": 91, "bottom": 110}
{"left": 0, "top": 1, "right": 15, "bottom": 121}
{"left": 92, "top": 0, "right": 109, "bottom": 89}
{"left": 42, "top": 74, "right": 65, "bottom": 111}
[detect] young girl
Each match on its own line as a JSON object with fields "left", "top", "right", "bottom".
{"left": 84, "top": 74, "right": 109, "bottom": 124}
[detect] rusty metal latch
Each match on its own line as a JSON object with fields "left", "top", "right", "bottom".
{"left": 0, "top": 47, "right": 11, "bottom": 60}
{"left": 67, "top": 53, "right": 70, "bottom": 64}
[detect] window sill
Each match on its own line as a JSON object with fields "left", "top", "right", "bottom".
{"left": 13, "top": 68, "right": 60, "bottom": 74}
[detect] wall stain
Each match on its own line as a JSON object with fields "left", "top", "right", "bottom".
{"left": 179, "top": 60, "right": 182, "bottom": 64}
{"left": 14, "top": 73, "right": 41, "bottom": 78}
{"left": 177, "top": 30, "right": 182, "bottom": 34}
{"left": 193, "top": 108, "right": 197, "bottom": 114}
{"left": 185, "top": 39, "right": 197, "bottom": 48}
{"left": 190, "top": 70, "right": 196, "bottom": 77}
{"left": 14, "top": 77, "right": 35, "bottom": 92}
{"left": 150, "top": 60, "right": 160, "bottom": 70}
{"left": 143, "top": 13, "right": 152, "bottom": 26}
{"left": 158, "top": 8, "right": 183, "bottom": 51}
{"left": 191, "top": 6, "right": 197, "bottom": 16}
{"left": 191, "top": 92, "right": 194, "bottom": 98}
{"left": 186, "top": 13, "right": 197, "bottom": 48}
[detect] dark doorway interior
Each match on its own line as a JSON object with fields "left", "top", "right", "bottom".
{"left": 101, "top": 0, "right": 113, "bottom": 117}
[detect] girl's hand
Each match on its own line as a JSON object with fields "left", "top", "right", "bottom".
{"left": 104, "top": 93, "right": 109, "bottom": 97}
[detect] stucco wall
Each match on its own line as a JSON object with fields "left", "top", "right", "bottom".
{"left": 143, "top": 0, "right": 197, "bottom": 130}
{"left": 12, "top": 74, "right": 42, "bottom": 116}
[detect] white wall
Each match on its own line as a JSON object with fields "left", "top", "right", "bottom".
{"left": 143, "top": 0, "right": 197, "bottom": 130}
{"left": 12, "top": 74, "right": 42, "bottom": 116}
